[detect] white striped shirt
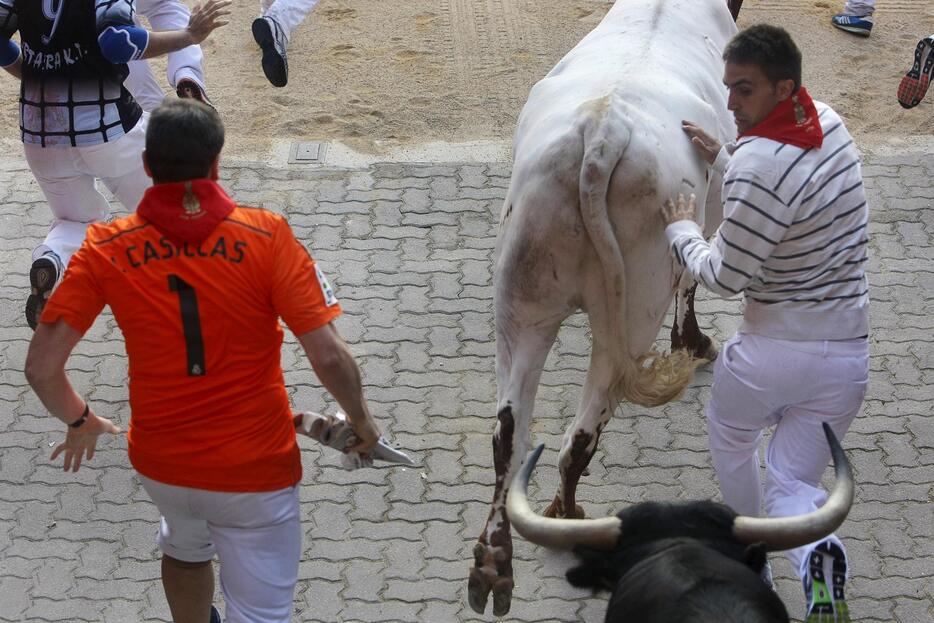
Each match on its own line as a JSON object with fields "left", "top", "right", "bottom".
{"left": 666, "top": 101, "right": 869, "bottom": 341}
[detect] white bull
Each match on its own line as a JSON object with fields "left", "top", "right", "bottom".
{"left": 469, "top": 0, "right": 740, "bottom": 615}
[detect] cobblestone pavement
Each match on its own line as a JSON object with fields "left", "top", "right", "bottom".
{"left": 0, "top": 145, "right": 932, "bottom": 623}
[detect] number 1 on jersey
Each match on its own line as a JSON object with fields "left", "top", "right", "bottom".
{"left": 168, "top": 274, "right": 206, "bottom": 376}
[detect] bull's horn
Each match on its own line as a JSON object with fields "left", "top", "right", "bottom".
{"left": 732, "top": 423, "right": 854, "bottom": 551}
{"left": 507, "top": 444, "right": 621, "bottom": 551}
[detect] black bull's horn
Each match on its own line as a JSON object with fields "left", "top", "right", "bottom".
{"left": 507, "top": 423, "right": 854, "bottom": 552}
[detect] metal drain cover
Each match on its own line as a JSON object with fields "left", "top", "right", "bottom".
{"left": 289, "top": 141, "right": 328, "bottom": 164}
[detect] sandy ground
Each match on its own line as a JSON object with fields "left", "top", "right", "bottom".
{"left": 1, "top": 0, "right": 932, "bottom": 158}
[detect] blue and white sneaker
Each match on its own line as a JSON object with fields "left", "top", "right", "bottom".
{"left": 210, "top": 605, "right": 222, "bottom": 623}
{"left": 831, "top": 13, "right": 873, "bottom": 37}
{"left": 804, "top": 541, "right": 851, "bottom": 622}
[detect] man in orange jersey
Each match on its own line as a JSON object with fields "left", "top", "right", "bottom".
{"left": 24, "top": 99, "right": 382, "bottom": 623}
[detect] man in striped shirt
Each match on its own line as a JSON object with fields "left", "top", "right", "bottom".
{"left": 661, "top": 25, "right": 868, "bottom": 623}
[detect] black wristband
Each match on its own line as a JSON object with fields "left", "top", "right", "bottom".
{"left": 69, "top": 403, "right": 90, "bottom": 429}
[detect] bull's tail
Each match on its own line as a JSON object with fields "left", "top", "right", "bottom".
{"left": 578, "top": 104, "right": 698, "bottom": 408}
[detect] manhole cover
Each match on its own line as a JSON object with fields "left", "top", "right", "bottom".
{"left": 289, "top": 141, "right": 328, "bottom": 164}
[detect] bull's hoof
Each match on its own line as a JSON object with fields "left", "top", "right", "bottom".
{"left": 492, "top": 577, "right": 514, "bottom": 616}
{"left": 467, "top": 566, "right": 491, "bottom": 613}
{"left": 468, "top": 566, "right": 513, "bottom": 615}
{"left": 543, "top": 498, "right": 586, "bottom": 519}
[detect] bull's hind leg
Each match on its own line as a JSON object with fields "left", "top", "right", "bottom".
{"left": 545, "top": 344, "right": 615, "bottom": 520}
{"left": 469, "top": 320, "right": 562, "bottom": 616}
{"left": 670, "top": 282, "right": 718, "bottom": 362}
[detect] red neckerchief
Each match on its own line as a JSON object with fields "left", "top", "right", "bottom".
{"left": 739, "top": 86, "right": 823, "bottom": 149}
{"left": 137, "top": 179, "right": 235, "bottom": 245}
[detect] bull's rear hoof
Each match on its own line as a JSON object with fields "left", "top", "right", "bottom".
{"left": 467, "top": 566, "right": 491, "bottom": 613}
{"left": 543, "top": 498, "right": 586, "bottom": 519}
{"left": 492, "top": 577, "right": 514, "bottom": 616}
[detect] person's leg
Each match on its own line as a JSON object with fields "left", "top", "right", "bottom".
{"left": 253, "top": 0, "right": 321, "bottom": 86}
{"left": 139, "top": 0, "right": 206, "bottom": 89}
{"left": 81, "top": 118, "right": 152, "bottom": 213}
{"left": 198, "top": 486, "right": 302, "bottom": 623}
{"left": 138, "top": 0, "right": 212, "bottom": 106}
{"left": 139, "top": 476, "right": 219, "bottom": 623}
{"left": 264, "top": 0, "right": 321, "bottom": 40}
{"left": 762, "top": 339, "right": 868, "bottom": 620}
{"left": 23, "top": 144, "right": 112, "bottom": 267}
{"left": 125, "top": 59, "right": 167, "bottom": 113}
{"left": 20, "top": 143, "right": 105, "bottom": 328}
{"left": 705, "top": 334, "right": 780, "bottom": 518}
{"left": 162, "top": 555, "right": 216, "bottom": 623}
{"left": 842, "top": 0, "right": 875, "bottom": 16}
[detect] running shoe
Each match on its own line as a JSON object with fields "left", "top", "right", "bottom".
{"left": 252, "top": 16, "right": 289, "bottom": 87}
{"left": 176, "top": 78, "right": 216, "bottom": 111}
{"left": 831, "top": 13, "right": 873, "bottom": 37}
{"left": 897, "top": 36, "right": 934, "bottom": 109}
{"left": 25, "top": 252, "right": 62, "bottom": 331}
{"left": 804, "top": 541, "right": 851, "bottom": 622}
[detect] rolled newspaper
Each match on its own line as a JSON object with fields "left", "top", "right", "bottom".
{"left": 293, "top": 411, "right": 416, "bottom": 470}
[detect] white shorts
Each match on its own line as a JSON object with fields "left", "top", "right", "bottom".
{"left": 139, "top": 476, "right": 301, "bottom": 623}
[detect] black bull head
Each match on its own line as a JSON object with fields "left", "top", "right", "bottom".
{"left": 507, "top": 423, "right": 853, "bottom": 622}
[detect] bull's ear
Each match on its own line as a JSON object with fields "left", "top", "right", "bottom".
{"left": 743, "top": 542, "right": 768, "bottom": 570}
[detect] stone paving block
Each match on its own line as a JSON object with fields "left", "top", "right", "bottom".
{"left": 339, "top": 599, "right": 421, "bottom": 622}
{"left": 295, "top": 579, "right": 344, "bottom": 621}
{"left": 342, "top": 560, "right": 386, "bottom": 601}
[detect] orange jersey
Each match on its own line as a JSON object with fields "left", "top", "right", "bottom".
{"left": 42, "top": 184, "right": 341, "bottom": 492}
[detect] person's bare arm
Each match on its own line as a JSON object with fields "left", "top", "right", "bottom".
{"left": 2, "top": 55, "right": 19, "bottom": 79}
{"left": 25, "top": 319, "right": 120, "bottom": 472}
{"left": 297, "top": 323, "right": 381, "bottom": 455}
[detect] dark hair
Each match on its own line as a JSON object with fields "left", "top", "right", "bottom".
{"left": 145, "top": 99, "right": 225, "bottom": 183}
{"left": 722, "top": 24, "right": 802, "bottom": 91}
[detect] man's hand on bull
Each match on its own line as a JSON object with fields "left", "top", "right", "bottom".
{"left": 682, "top": 121, "right": 721, "bottom": 165}
{"left": 661, "top": 193, "right": 697, "bottom": 226}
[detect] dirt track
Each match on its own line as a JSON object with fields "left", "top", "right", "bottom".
{"left": 1, "top": 0, "right": 932, "bottom": 157}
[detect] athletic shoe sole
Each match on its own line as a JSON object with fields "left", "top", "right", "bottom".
{"left": 25, "top": 256, "right": 59, "bottom": 330}
{"left": 805, "top": 542, "right": 851, "bottom": 623}
{"left": 897, "top": 37, "right": 934, "bottom": 109}
{"left": 832, "top": 24, "right": 872, "bottom": 36}
{"left": 252, "top": 18, "right": 288, "bottom": 87}
{"left": 176, "top": 78, "right": 216, "bottom": 111}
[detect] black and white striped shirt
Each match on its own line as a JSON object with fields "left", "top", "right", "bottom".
{"left": 666, "top": 101, "right": 869, "bottom": 341}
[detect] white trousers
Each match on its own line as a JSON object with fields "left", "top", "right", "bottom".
{"left": 261, "top": 0, "right": 321, "bottom": 40}
{"left": 126, "top": 0, "right": 207, "bottom": 112}
{"left": 706, "top": 332, "right": 869, "bottom": 578}
{"left": 23, "top": 118, "right": 151, "bottom": 268}
{"left": 140, "top": 476, "right": 302, "bottom": 623}
{"left": 843, "top": 0, "right": 875, "bottom": 15}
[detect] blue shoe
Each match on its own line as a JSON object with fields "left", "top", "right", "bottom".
{"left": 804, "top": 541, "right": 851, "bottom": 622}
{"left": 210, "top": 605, "right": 222, "bottom": 623}
{"left": 831, "top": 13, "right": 873, "bottom": 37}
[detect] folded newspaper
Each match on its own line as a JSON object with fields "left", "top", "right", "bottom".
{"left": 293, "top": 411, "right": 416, "bottom": 470}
